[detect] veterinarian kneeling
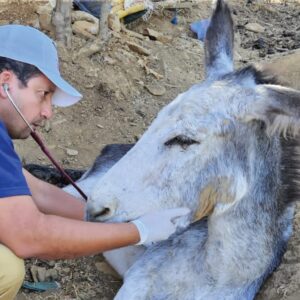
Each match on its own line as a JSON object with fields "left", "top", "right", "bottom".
{"left": 0, "top": 25, "right": 190, "bottom": 300}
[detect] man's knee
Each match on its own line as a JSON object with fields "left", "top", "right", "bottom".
{"left": 0, "top": 244, "right": 25, "bottom": 300}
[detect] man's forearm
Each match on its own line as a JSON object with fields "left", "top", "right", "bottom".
{"left": 23, "top": 169, "right": 85, "bottom": 220}
{"left": 0, "top": 196, "right": 140, "bottom": 260}
{"left": 23, "top": 214, "right": 140, "bottom": 259}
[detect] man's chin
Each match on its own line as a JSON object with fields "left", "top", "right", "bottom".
{"left": 11, "top": 130, "right": 31, "bottom": 140}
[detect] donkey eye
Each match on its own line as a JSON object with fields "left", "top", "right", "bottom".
{"left": 165, "top": 135, "right": 199, "bottom": 150}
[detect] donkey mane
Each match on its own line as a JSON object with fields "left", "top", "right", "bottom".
{"left": 230, "top": 64, "right": 300, "bottom": 206}
{"left": 238, "top": 65, "right": 280, "bottom": 85}
{"left": 280, "top": 136, "right": 300, "bottom": 205}
{"left": 223, "top": 65, "right": 280, "bottom": 86}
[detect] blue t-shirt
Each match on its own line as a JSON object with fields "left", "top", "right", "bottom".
{"left": 0, "top": 120, "right": 31, "bottom": 197}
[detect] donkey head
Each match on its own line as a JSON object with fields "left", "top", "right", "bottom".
{"left": 87, "top": 0, "right": 300, "bottom": 223}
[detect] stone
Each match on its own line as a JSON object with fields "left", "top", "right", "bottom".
{"left": 252, "top": 37, "right": 266, "bottom": 49}
{"left": 95, "top": 261, "right": 121, "bottom": 279}
{"left": 30, "top": 265, "right": 39, "bottom": 283}
{"left": 36, "top": 3, "right": 54, "bottom": 32}
{"left": 245, "top": 23, "right": 265, "bottom": 33}
{"left": 30, "top": 265, "right": 47, "bottom": 282}
{"left": 74, "top": 41, "right": 102, "bottom": 59}
{"left": 45, "top": 269, "right": 59, "bottom": 281}
{"left": 72, "top": 10, "right": 99, "bottom": 24}
{"left": 103, "top": 56, "right": 117, "bottom": 65}
{"left": 66, "top": 148, "right": 78, "bottom": 156}
{"left": 108, "top": 13, "right": 121, "bottom": 32}
{"left": 72, "top": 21, "right": 98, "bottom": 39}
{"left": 44, "top": 120, "right": 51, "bottom": 132}
{"left": 145, "top": 83, "right": 166, "bottom": 96}
{"left": 260, "top": 49, "right": 300, "bottom": 90}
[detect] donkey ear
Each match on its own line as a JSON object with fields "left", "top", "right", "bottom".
{"left": 245, "top": 85, "right": 300, "bottom": 138}
{"left": 205, "top": 0, "right": 234, "bottom": 80}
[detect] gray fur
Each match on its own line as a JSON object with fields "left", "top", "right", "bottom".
{"left": 64, "top": 1, "right": 300, "bottom": 298}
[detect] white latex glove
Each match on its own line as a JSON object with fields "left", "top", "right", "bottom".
{"left": 131, "top": 207, "right": 191, "bottom": 245}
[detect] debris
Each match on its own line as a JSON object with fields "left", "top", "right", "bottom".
{"left": 143, "top": 28, "right": 172, "bottom": 43}
{"left": 122, "top": 26, "right": 147, "bottom": 40}
{"left": 22, "top": 281, "right": 61, "bottom": 292}
{"left": 145, "top": 67, "right": 164, "bottom": 79}
{"left": 126, "top": 41, "right": 151, "bottom": 56}
{"left": 137, "top": 58, "right": 164, "bottom": 79}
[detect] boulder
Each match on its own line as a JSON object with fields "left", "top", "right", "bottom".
{"left": 260, "top": 50, "right": 300, "bottom": 90}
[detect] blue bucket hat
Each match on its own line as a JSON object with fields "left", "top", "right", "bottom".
{"left": 0, "top": 24, "right": 82, "bottom": 107}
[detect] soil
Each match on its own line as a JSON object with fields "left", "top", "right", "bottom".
{"left": 0, "top": 0, "right": 299, "bottom": 299}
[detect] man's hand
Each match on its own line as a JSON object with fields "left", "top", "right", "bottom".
{"left": 131, "top": 208, "right": 191, "bottom": 245}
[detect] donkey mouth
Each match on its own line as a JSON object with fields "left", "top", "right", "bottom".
{"left": 85, "top": 208, "right": 129, "bottom": 223}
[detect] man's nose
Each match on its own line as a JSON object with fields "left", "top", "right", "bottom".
{"left": 41, "top": 101, "right": 53, "bottom": 119}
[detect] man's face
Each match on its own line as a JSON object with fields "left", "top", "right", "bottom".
{"left": 2, "top": 73, "right": 56, "bottom": 139}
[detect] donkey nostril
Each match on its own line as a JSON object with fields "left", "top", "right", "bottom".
{"left": 93, "top": 207, "right": 111, "bottom": 219}
{"left": 87, "top": 197, "right": 118, "bottom": 221}
{"left": 87, "top": 206, "right": 114, "bottom": 221}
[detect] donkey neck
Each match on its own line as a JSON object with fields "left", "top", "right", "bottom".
{"left": 203, "top": 135, "right": 283, "bottom": 286}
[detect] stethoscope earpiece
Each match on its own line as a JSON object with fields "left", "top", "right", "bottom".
{"left": 3, "top": 83, "right": 34, "bottom": 131}
{"left": 2, "top": 83, "right": 9, "bottom": 91}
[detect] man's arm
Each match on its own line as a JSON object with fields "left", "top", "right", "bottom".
{"left": 23, "top": 169, "right": 85, "bottom": 220}
{"left": 0, "top": 195, "right": 190, "bottom": 259}
{"left": 0, "top": 195, "right": 140, "bottom": 259}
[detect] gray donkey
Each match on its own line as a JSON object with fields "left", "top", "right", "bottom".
{"left": 64, "top": 1, "right": 300, "bottom": 299}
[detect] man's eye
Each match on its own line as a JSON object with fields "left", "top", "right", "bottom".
{"left": 164, "top": 135, "right": 199, "bottom": 150}
{"left": 39, "top": 91, "right": 50, "bottom": 98}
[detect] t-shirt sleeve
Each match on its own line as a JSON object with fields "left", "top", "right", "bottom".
{"left": 0, "top": 122, "right": 31, "bottom": 198}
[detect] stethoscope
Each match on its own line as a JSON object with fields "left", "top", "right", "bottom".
{"left": 2, "top": 83, "right": 88, "bottom": 201}
{"left": 3, "top": 83, "right": 35, "bottom": 131}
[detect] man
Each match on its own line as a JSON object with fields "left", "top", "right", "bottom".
{"left": 0, "top": 25, "right": 189, "bottom": 299}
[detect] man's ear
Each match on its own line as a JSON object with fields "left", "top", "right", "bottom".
{"left": 242, "top": 85, "right": 300, "bottom": 138}
{"left": 0, "top": 70, "right": 13, "bottom": 99}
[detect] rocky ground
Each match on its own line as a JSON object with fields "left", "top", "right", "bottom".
{"left": 0, "top": 0, "right": 299, "bottom": 299}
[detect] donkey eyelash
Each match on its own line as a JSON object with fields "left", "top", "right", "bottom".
{"left": 164, "top": 135, "right": 199, "bottom": 149}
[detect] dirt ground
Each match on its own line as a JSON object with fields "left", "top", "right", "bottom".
{"left": 0, "top": 0, "right": 299, "bottom": 299}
